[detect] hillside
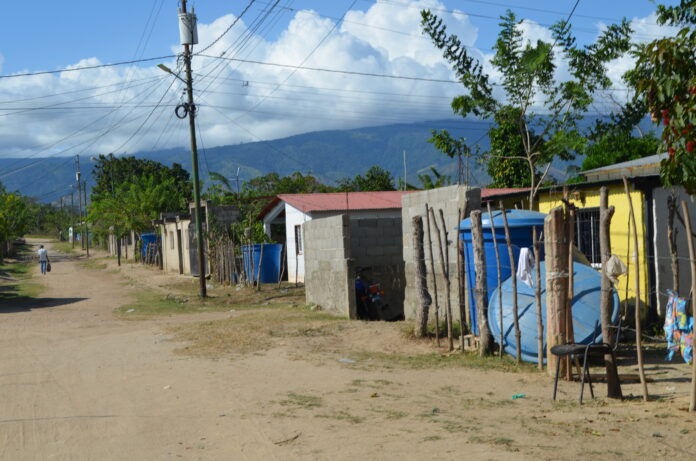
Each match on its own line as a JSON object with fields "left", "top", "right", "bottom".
{"left": 0, "top": 119, "right": 493, "bottom": 201}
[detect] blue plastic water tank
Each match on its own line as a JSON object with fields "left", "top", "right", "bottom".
{"left": 488, "top": 261, "right": 620, "bottom": 363}
{"left": 459, "top": 209, "right": 547, "bottom": 334}
{"left": 242, "top": 244, "right": 283, "bottom": 283}
{"left": 140, "top": 233, "right": 158, "bottom": 259}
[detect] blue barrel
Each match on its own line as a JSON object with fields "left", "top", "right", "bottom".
{"left": 488, "top": 261, "right": 620, "bottom": 363}
{"left": 459, "top": 209, "right": 546, "bottom": 334}
{"left": 141, "top": 233, "right": 158, "bottom": 259}
{"left": 242, "top": 244, "right": 283, "bottom": 283}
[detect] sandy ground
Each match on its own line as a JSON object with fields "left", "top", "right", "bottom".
{"left": 2, "top": 239, "right": 696, "bottom": 460}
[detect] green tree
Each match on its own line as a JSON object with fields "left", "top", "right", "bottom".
{"left": 486, "top": 106, "right": 537, "bottom": 187}
{"left": 626, "top": 1, "right": 696, "bottom": 192}
{"left": 417, "top": 167, "right": 453, "bottom": 190}
{"left": 427, "top": 130, "right": 472, "bottom": 185}
{"left": 580, "top": 131, "right": 661, "bottom": 172}
{"left": 421, "top": 9, "right": 632, "bottom": 207}
{"left": 0, "top": 189, "right": 31, "bottom": 259}
{"left": 337, "top": 166, "right": 396, "bottom": 192}
{"left": 90, "top": 154, "right": 192, "bottom": 203}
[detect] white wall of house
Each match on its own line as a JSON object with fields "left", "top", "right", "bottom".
{"left": 285, "top": 204, "right": 310, "bottom": 283}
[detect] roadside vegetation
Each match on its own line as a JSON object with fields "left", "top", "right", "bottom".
{"left": 0, "top": 242, "right": 42, "bottom": 303}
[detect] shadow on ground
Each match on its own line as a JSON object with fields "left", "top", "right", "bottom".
{"left": 0, "top": 285, "right": 87, "bottom": 313}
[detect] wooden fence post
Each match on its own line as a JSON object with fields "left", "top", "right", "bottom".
{"left": 565, "top": 204, "right": 576, "bottom": 380}
{"left": 457, "top": 206, "right": 468, "bottom": 350}
{"left": 545, "top": 206, "right": 569, "bottom": 377}
{"left": 624, "top": 177, "right": 649, "bottom": 402}
{"left": 471, "top": 210, "right": 492, "bottom": 356}
{"left": 668, "top": 193, "right": 680, "bottom": 298}
{"left": 431, "top": 209, "right": 453, "bottom": 351}
{"left": 439, "top": 209, "right": 454, "bottom": 351}
{"left": 501, "top": 207, "right": 521, "bottom": 364}
{"left": 486, "top": 202, "right": 504, "bottom": 358}
{"left": 425, "top": 204, "right": 440, "bottom": 346}
{"left": 599, "top": 186, "right": 622, "bottom": 399}
{"left": 413, "top": 215, "right": 432, "bottom": 338}
{"left": 533, "top": 226, "right": 543, "bottom": 370}
{"left": 681, "top": 201, "right": 696, "bottom": 411}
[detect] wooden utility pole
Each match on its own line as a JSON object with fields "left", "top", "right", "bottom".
{"left": 599, "top": 187, "right": 622, "bottom": 398}
{"left": 682, "top": 202, "right": 696, "bottom": 412}
{"left": 500, "top": 207, "right": 521, "bottom": 364}
{"left": 70, "top": 187, "right": 75, "bottom": 249}
{"left": 486, "top": 202, "right": 504, "bottom": 358}
{"left": 83, "top": 181, "right": 89, "bottom": 257}
{"left": 624, "top": 177, "right": 648, "bottom": 401}
{"left": 533, "top": 226, "right": 543, "bottom": 370}
{"left": 180, "top": 0, "right": 206, "bottom": 297}
{"left": 545, "top": 207, "right": 569, "bottom": 377}
{"left": 413, "top": 216, "right": 431, "bottom": 337}
{"left": 75, "top": 155, "right": 85, "bottom": 251}
{"left": 425, "top": 204, "right": 440, "bottom": 345}
{"left": 471, "top": 210, "right": 492, "bottom": 355}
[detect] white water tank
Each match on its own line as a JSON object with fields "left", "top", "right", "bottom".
{"left": 178, "top": 10, "right": 198, "bottom": 45}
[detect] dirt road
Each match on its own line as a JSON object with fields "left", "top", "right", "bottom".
{"left": 2, "top": 239, "right": 696, "bottom": 460}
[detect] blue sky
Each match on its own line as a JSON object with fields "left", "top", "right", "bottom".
{"left": 0, "top": 0, "right": 671, "bottom": 74}
{"left": 0, "top": 0, "right": 680, "bottom": 166}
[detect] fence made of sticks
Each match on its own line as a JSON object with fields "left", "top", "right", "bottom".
{"left": 410, "top": 181, "right": 696, "bottom": 408}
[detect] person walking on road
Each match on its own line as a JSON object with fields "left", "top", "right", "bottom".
{"left": 38, "top": 245, "right": 50, "bottom": 275}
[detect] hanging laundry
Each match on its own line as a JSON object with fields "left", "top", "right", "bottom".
{"left": 517, "top": 247, "right": 535, "bottom": 288}
{"left": 604, "top": 254, "right": 628, "bottom": 285}
{"left": 664, "top": 290, "right": 693, "bottom": 364}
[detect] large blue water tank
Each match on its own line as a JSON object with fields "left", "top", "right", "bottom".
{"left": 459, "top": 209, "right": 547, "bottom": 333}
{"left": 242, "top": 244, "right": 283, "bottom": 283}
{"left": 488, "top": 261, "right": 620, "bottom": 363}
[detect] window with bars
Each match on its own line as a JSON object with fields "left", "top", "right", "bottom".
{"left": 295, "top": 225, "right": 303, "bottom": 255}
{"left": 575, "top": 207, "right": 601, "bottom": 265}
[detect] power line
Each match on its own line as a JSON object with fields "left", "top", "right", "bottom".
{"left": 194, "top": 0, "right": 258, "bottom": 55}
{"left": 0, "top": 55, "right": 176, "bottom": 80}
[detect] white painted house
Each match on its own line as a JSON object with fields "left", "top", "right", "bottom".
{"left": 260, "top": 191, "right": 413, "bottom": 283}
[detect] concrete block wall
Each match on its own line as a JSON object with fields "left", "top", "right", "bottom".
{"left": 349, "top": 217, "right": 405, "bottom": 319}
{"left": 401, "top": 185, "right": 481, "bottom": 322}
{"left": 303, "top": 214, "right": 355, "bottom": 318}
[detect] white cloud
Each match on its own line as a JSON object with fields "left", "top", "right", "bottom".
{"left": 0, "top": 3, "right": 679, "bottom": 163}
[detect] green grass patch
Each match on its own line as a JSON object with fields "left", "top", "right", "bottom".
{"left": 80, "top": 258, "right": 108, "bottom": 270}
{"left": 279, "top": 392, "right": 324, "bottom": 410}
{"left": 315, "top": 410, "right": 365, "bottom": 424}
{"left": 345, "top": 349, "right": 538, "bottom": 372}
{"left": 0, "top": 243, "right": 43, "bottom": 303}
{"left": 52, "top": 241, "right": 77, "bottom": 255}
{"left": 166, "top": 305, "right": 349, "bottom": 356}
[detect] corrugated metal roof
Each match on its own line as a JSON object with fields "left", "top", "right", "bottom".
{"left": 481, "top": 187, "right": 529, "bottom": 198}
{"left": 277, "top": 191, "right": 415, "bottom": 213}
{"left": 582, "top": 153, "right": 666, "bottom": 181}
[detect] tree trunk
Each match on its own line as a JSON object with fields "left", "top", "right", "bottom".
{"left": 500, "top": 207, "right": 521, "bottom": 364}
{"left": 425, "top": 205, "right": 440, "bottom": 346}
{"left": 668, "top": 193, "right": 680, "bottom": 298}
{"left": 533, "top": 225, "right": 543, "bottom": 370}
{"left": 681, "top": 201, "right": 696, "bottom": 412}
{"left": 413, "top": 216, "right": 432, "bottom": 338}
{"left": 624, "top": 177, "right": 649, "bottom": 402}
{"left": 486, "top": 202, "right": 504, "bottom": 358}
{"left": 471, "top": 210, "right": 492, "bottom": 356}
{"left": 545, "top": 207, "right": 569, "bottom": 377}
{"left": 599, "top": 187, "right": 622, "bottom": 399}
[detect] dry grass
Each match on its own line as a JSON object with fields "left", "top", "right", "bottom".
{"left": 166, "top": 306, "right": 349, "bottom": 357}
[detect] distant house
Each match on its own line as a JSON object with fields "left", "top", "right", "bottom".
{"left": 152, "top": 200, "right": 240, "bottom": 277}
{"left": 259, "top": 191, "right": 414, "bottom": 283}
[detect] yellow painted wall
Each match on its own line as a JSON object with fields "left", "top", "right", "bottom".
{"left": 537, "top": 184, "right": 649, "bottom": 307}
